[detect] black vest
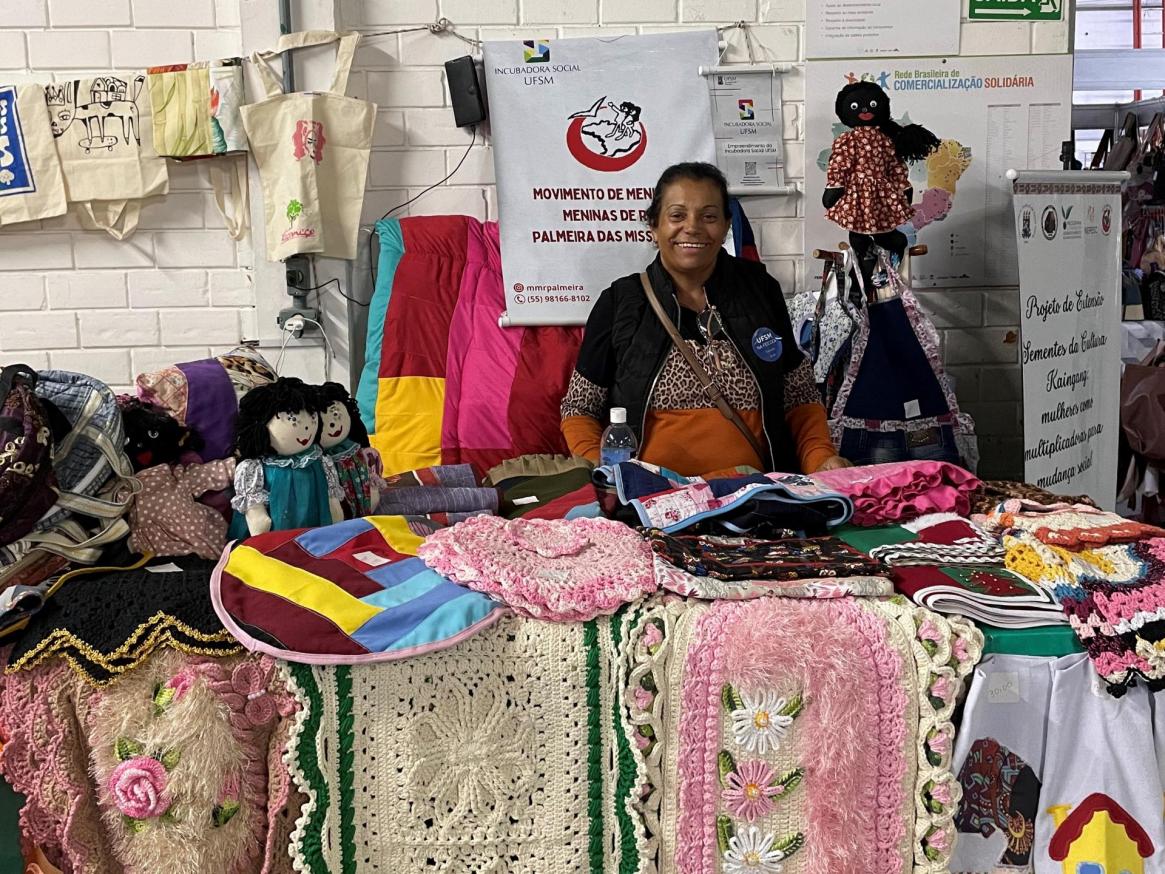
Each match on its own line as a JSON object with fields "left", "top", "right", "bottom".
{"left": 605, "top": 251, "right": 801, "bottom": 473}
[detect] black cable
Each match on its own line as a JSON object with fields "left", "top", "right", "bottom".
{"left": 291, "top": 278, "right": 369, "bottom": 307}
{"left": 370, "top": 124, "right": 479, "bottom": 286}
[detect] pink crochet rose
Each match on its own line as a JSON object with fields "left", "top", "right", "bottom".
{"left": 633, "top": 686, "right": 654, "bottom": 711}
{"left": 641, "top": 623, "right": 664, "bottom": 651}
{"left": 722, "top": 760, "right": 782, "bottom": 823}
{"left": 930, "top": 781, "right": 953, "bottom": 806}
{"left": 109, "top": 757, "right": 172, "bottom": 820}
{"left": 930, "top": 676, "right": 953, "bottom": 702}
{"left": 635, "top": 732, "right": 651, "bottom": 750}
{"left": 165, "top": 668, "right": 197, "bottom": 701}
{"left": 918, "top": 620, "right": 943, "bottom": 645}
{"left": 952, "top": 637, "right": 969, "bottom": 663}
{"left": 925, "top": 827, "right": 951, "bottom": 853}
{"left": 928, "top": 730, "right": 951, "bottom": 756}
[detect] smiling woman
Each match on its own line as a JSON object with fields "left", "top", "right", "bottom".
{"left": 560, "top": 162, "right": 849, "bottom": 478}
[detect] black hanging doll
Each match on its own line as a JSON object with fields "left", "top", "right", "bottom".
{"left": 822, "top": 82, "right": 941, "bottom": 266}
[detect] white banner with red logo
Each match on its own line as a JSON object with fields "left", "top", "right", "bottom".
{"left": 1011, "top": 170, "right": 1125, "bottom": 509}
{"left": 484, "top": 31, "right": 718, "bottom": 326}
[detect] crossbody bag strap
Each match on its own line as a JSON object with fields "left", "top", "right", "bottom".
{"left": 639, "top": 272, "right": 768, "bottom": 463}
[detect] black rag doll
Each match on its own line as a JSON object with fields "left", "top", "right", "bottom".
{"left": 117, "top": 396, "right": 203, "bottom": 471}
{"left": 822, "top": 82, "right": 940, "bottom": 267}
{"left": 314, "top": 382, "right": 385, "bottom": 519}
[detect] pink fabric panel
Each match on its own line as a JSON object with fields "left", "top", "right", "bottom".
{"left": 442, "top": 220, "right": 523, "bottom": 452}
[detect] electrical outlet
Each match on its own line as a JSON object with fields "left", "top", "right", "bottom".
{"left": 277, "top": 306, "right": 319, "bottom": 338}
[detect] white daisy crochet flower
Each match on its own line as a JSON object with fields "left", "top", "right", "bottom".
{"left": 731, "top": 690, "right": 794, "bottom": 755}
{"left": 723, "top": 826, "right": 786, "bottom": 873}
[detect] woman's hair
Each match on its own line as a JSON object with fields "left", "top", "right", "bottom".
{"left": 645, "top": 161, "right": 731, "bottom": 228}
{"left": 315, "top": 381, "right": 371, "bottom": 448}
{"left": 235, "top": 376, "right": 323, "bottom": 460}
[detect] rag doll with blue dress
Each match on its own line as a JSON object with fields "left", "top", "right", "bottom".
{"left": 228, "top": 377, "right": 344, "bottom": 538}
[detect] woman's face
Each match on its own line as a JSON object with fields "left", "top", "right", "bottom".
{"left": 651, "top": 178, "right": 729, "bottom": 277}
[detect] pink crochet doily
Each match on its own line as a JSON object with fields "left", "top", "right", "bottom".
{"left": 416, "top": 516, "right": 656, "bottom": 621}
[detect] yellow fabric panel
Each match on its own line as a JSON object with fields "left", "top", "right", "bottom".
{"left": 367, "top": 515, "right": 425, "bottom": 557}
{"left": 226, "top": 545, "right": 381, "bottom": 634}
{"left": 372, "top": 376, "right": 445, "bottom": 476}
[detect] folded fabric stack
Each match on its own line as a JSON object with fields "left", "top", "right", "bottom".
{"left": 374, "top": 463, "right": 499, "bottom": 519}
{"left": 485, "top": 454, "right": 602, "bottom": 520}
{"left": 812, "top": 460, "right": 982, "bottom": 526}
{"left": 977, "top": 498, "right": 1165, "bottom": 548}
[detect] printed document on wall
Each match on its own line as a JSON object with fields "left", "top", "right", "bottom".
{"left": 485, "top": 31, "right": 717, "bottom": 326}
{"left": 806, "top": 55, "right": 1073, "bottom": 288}
{"left": 807, "top": 0, "right": 961, "bottom": 59}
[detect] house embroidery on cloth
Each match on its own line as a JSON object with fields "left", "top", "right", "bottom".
{"left": 1047, "top": 792, "right": 1154, "bottom": 874}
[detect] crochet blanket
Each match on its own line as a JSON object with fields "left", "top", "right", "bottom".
{"left": 284, "top": 599, "right": 981, "bottom": 874}
{"left": 282, "top": 611, "right": 647, "bottom": 873}
{"left": 625, "top": 596, "right": 981, "bottom": 874}
{"left": 0, "top": 649, "right": 298, "bottom": 874}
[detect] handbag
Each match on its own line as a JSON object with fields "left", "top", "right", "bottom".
{"left": 0, "top": 84, "right": 68, "bottom": 226}
{"left": 638, "top": 272, "right": 769, "bottom": 463}
{"left": 241, "top": 30, "right": 376, "bottom": 261}
{"left": 44, "top": 74, "right": 169, "bottom": 239}
{"left": 1121, "top": 341, "right": 1165, "bottom": 465}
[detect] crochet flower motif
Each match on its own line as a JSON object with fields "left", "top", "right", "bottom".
{"left": 110, "top": 756, "right": 172, "bottom": 821}
{"left": 727, "top": 687, "right": 802, "bottom": 756}
{"left": 722, "top": 825, "right": 792, "bottom": 873}
{"left": 1136, "top": 637, "right": 1165, "bottom": 673}
{"left": 220, "top": 660, "right": 291, "bottom": 730}
{"left": 722, "top": 760, "right": 784, "bottom": 823}
{"left": 407, "top": 688, "right": 535, "bottom": 827}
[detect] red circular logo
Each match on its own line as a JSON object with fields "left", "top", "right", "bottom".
{"left": 565, "top": 116, "right": 648, "bottom": 172}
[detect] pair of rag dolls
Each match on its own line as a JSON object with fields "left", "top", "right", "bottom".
{"left": 228, "top": 378, "right": 384, "bottom": 538}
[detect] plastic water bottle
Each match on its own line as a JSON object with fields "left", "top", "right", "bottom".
{"left": 600, "top": 407, "right": 638, "bottom": 467}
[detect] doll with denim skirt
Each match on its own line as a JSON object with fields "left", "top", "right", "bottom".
{"left": 228, "top": 377, "right": 344, "bottom": 538}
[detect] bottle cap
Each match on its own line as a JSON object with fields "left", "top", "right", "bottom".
{"left": 610, "top": 407, "right": 627, "bottom": 425}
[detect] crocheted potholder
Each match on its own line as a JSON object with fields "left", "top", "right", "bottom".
{"left": 417, "top": 516, "right": 656, "bottom": 620}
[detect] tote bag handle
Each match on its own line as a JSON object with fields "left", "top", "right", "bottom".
{"left": 251, "top": 30, "right": 360, "bottom": 99}
{"left": 208, "top": 156, "right": 250, "bottom": 241}
{"left": 76, "top": 200, "right": 142, "bottom": 241}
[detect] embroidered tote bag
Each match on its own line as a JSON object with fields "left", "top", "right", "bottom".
{"left": 0, "top": 84, "right": 68, "bottom": 226}
{"left": 44, "top": 74, "right": 169, "bottom": 239}
{"left": 241, "top": 31, "right": 376, "bottom": 261}
{"left": 146, "top": 58, "right": 249, "bottom": 238}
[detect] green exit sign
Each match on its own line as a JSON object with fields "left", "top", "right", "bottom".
{"left": 968, "top": 0, "right": 1063, "bottom": 20}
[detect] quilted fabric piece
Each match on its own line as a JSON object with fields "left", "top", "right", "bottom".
{"left": 211, "top": 516, "right": 506, "bottom": 664}
{"left": 0, "top": 649, "right": 298, "bottom": 874}
{"left": 281, "top": 610, "right": 647, "bottom": 874}
{"left": 647, "top": 530, "right": 886, "bottom": 581}
{"left": 625, "top": 597, "right": 981, "bottom": 873}
{"left": 417, "top": 515, "right": 656, "bottom": 620}
{"left": 975, "top": 499, "right": 1165, "bottom": 549}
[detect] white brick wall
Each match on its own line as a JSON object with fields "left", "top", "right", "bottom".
{"left": 344, "top": 1, "right": 1064, "bottom": 477}
{"left": 0, "top": 4, "right": 254, "bottom": 394}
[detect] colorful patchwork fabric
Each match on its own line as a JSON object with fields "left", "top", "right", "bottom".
{"left": 967, "top": 479, "right": 1098, "bottom": 517}
{"left": 211, "top": 516, "right": 507, "bottom": 664}
{"left": 629, "top": 596, "right": 981, "bottom": 873}
{"left": 355, "top": 216, "right": 583, "bottom": 476}
{"left": 417, "top": 515, "right": 656, "bottom": 621}
{"left": 975, "top": 499, "right": 1165, "bottom": 549}
{"left": 599, "top": 462, "right": 852, "bottom": 534}
{"left": 869, "top": 513, "right": 1005, "bottom": 567}
{"left": 281, "top": 610, "right": 648, "bottom": 873}
{"left": 494, "top": 466, "right": 603, "bottom": 521}
{"left": 5, "top": 557, "right": 241, "bottom": 687}
{"left": 811, "top": 460, "right": 981, "bottom": 526}
{"left": 0, "top": 649, "right": 299, "bottom": 874}
{"left": 647, "top": 529, "right": 886, "bottom": 581}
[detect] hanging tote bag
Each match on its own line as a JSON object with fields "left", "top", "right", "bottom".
{"left": 146, "top": 58, "right": 249, "bottom": 239}
{"left": 829, "top": 247, "right": 978, "bottom": 470}
{"left": 44, "top": 74, "right": 169, "bottom": 239}
{"left": 0, "top": 84, "right": 68, "bottom": 226}
{"left": 241, "top": 31, "right": 376, "bottom": 261}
